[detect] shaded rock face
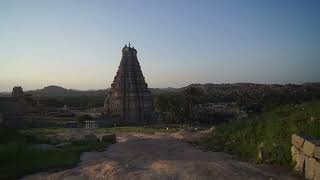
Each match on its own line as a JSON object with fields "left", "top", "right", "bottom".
{"left": 105, "top": 45, "right": 154, "bottom": 125}
{"left": 304, "top": 140, "right": 316, "bottom": 157}
{"left": 291, "top": 134, "right": 320, "bottom": 180}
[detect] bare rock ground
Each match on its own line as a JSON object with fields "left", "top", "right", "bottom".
{"left": 23, "top": 130, "right": 300, "bottom": 180}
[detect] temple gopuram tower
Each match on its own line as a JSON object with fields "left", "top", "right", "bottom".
{"left": 105, "top": 44, "right": 153, "bottom": 124}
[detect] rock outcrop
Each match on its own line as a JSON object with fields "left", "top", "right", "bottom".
{"left": 291, "top": 134, "right": 320, "bottom": 180}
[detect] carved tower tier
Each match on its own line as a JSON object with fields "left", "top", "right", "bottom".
{"left": 105, "top": 44, "right": 153, "bottom": 124}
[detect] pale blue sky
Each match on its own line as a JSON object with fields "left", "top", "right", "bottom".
{"left": 0, "top": 0, "right": 319, "bottom": 91}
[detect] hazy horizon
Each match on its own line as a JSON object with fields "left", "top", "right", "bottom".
{"left": 1, "top": 0, "right": 320, "bottom": 92}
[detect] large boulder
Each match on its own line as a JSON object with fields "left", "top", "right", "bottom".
{"left": 102, "top": 134, "right": 116, "bottom": 144}
{"left": 304, "top": 140, "right": 316, "bottom": 157}
{"left": 292, "top": 134, "right": 304, "bottom": 149}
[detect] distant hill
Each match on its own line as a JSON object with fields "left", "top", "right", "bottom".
{"left": 26, "top": 86, "right": 181, "bottom": 97}
{"left": 1, "top": 82, "right": 319, "bottom": 98}
{"left": 149, "top": 87, "right": 180, "bottom": 95}
{"left": 27, "top": 85, "right": 107, "bottom": 97}
{"left": 0, "top": 92, "right": 10, "bottom": 97}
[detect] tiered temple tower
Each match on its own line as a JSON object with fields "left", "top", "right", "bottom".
{"left": 105, "top": 44, "right": 153, "bottom": 124}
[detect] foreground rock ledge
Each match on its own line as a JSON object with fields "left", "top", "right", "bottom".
{"left": 23, "top": 132, "right": 298, "bottom": 180}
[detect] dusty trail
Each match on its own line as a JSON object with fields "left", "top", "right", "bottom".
{"left": 23, "top": 131, "right": 299, "bottom": 180}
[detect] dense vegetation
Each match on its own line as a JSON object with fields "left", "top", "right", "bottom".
{"left": 197, "top": 99, "right": 320, "bottom": 166}
{"left": 0, "top": 128, "right": 111, "bottom": 180}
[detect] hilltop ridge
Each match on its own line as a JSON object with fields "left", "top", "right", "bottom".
{"left": 1, "top": 83, "right": 319, "bottom": 98}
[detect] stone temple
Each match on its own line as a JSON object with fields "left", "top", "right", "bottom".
{"left": 104, "top": 44, "right": 153, "bottom": 124}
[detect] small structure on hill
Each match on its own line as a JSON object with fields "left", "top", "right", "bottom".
{"left": 11, "top": 86, "right": 24, "bottom": 98}
{"left": 0, "top": 86, "right": 28, "bottom": 128}
{"left": 104, "top": 44, "right": 154, "bottom": 125}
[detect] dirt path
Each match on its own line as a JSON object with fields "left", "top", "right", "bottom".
{"left": 23, "top": 131, "right": 300, "bottom": 180}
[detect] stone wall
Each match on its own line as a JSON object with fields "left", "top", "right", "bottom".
{"left": 292, "top": 134, "right": 320, "bottom": 179}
